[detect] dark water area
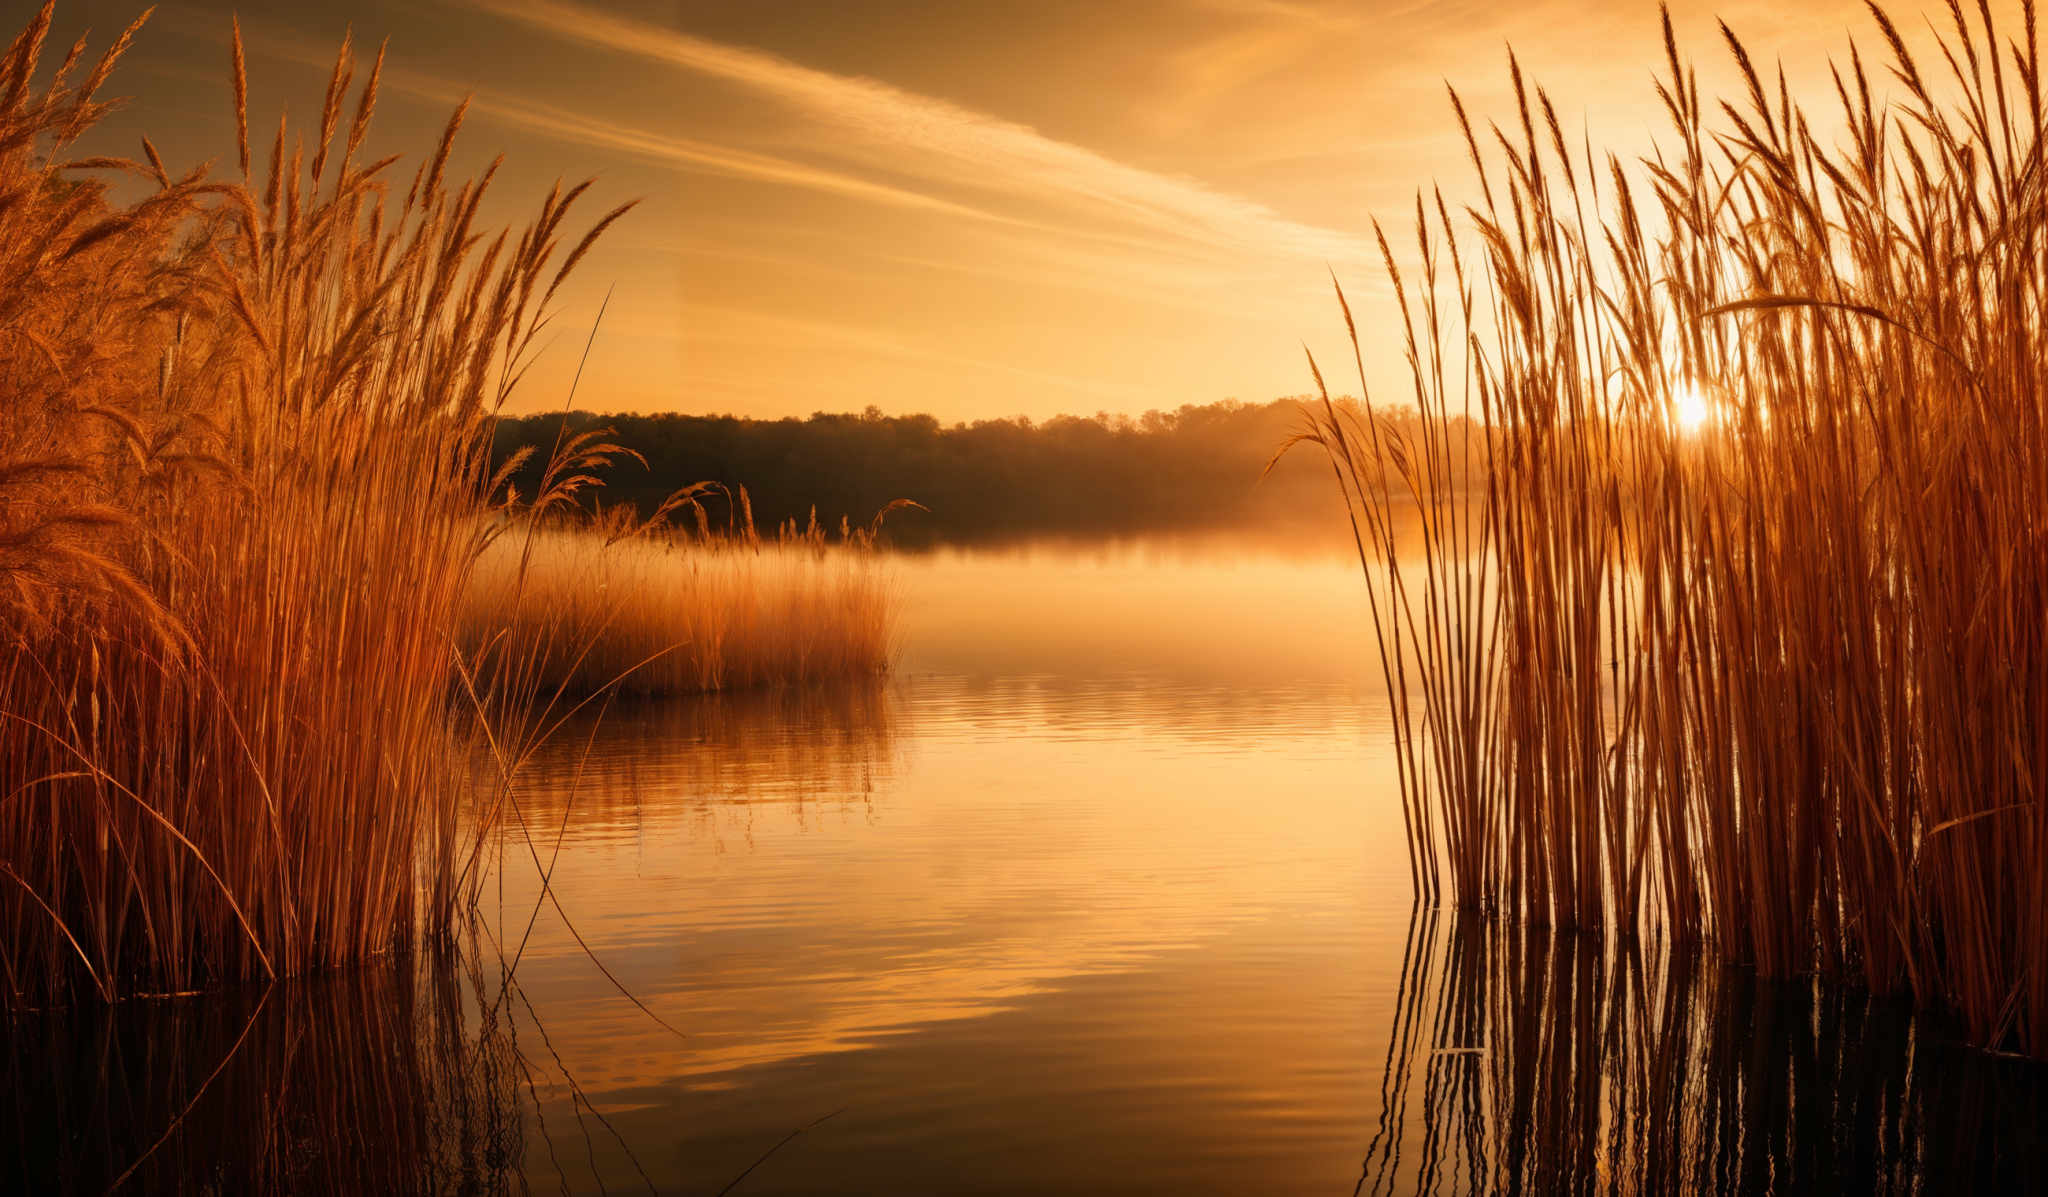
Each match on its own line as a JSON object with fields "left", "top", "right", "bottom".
{"left": 4, "top": 540, "right": 2045, "bottom": 1193}
{"left": 2, "top": 963, "right": 520, "bottom": 1194}
{"left": 1363, "top": 916, "right": 2048, "bottom": 1196}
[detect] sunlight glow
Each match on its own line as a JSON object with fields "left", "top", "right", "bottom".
{"left": 1672, "top": 379, "right": 1711, "bottom": 434}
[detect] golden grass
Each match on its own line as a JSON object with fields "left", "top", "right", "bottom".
{"left": 1300, "top": 0, "right": 2048, "bottom": 1056}
{"left": 462, "top": 503, "right": 901, "bottom": 698}
{"left": 0, "top": 4, "right": 632, "bottom": 1002}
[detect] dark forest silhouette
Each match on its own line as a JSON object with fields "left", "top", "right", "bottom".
{"left": 492, "top": 398, "right": 1473, "bottom": 545}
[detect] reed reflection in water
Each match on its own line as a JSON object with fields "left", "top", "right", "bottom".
{"left": 513, "top": 679, "right": 901, "bottom": 840}
{"left": 0, "top": 950, "right": 524, "bottom": 1194}
{"left": 1, "top": 685, "right": 909, "bottom": 1195}
{"left": 1365, "top": 914, "right": 2048, "bottom": 1196}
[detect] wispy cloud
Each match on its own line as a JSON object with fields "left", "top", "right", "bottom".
{"left": 160, "top": 0, "right": 1394, "bottom": 416}
{"left": 225, "top": 22, "right": 1031, "bottom": 232}
{"left": 468, "top": 0, "right": 1372, "bottom": 266}
{"left": 229, "top": 13, "right": 1275, "bottom": 277}
{"left": 425, "top": 86, "right": 1030, "bottom": 229}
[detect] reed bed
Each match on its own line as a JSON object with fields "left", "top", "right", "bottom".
{"left": 462, "top": 499, "right": 903, "bottom": 698}
{"left": 0, "top": 4, "right": 632, "bottom": 1003}
{"left": 1302, "top": 0, "right": 2048, "bottom": 1056}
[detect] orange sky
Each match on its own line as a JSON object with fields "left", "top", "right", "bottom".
{"left": 53, "top": 0, "right": 1982, "bottom": 421}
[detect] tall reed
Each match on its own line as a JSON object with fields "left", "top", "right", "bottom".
{"left": 1305, "top": 0, "right": 2048, "bottom": 1055}
{"left": 0, "top": 3, "right": 629, "bottom": 1002}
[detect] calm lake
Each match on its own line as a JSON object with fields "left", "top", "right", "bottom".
{"left": 6, "top": 537, "right": 2046, "bottom": 1193}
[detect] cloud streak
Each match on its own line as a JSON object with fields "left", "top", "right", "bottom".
{"left": 234, "top": 26, "right": 1030, "bottom": 232}
{"left": 469, "top": 0, "right": 1373, "bottom": 266}
{"left": 166, "top": 1, "right": 1395, "bottom": 417}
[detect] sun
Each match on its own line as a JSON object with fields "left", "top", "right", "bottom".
{"left": 1672, "top": 379, "right": 1711, "bottom": 434}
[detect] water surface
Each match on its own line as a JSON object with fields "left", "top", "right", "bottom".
{"left": 5, "top": 538, "right": 2043, "bottom": 1193}
{"left": 483, "top": 540, "right": 1410, "bottom": 1192}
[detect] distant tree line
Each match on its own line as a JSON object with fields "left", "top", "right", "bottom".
{"left": 491, "top": 398, "right": 1468, "bottom": 546}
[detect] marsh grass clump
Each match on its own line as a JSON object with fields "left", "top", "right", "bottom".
{"left": 0, "top": 3, "right": 631, "bottom": 1002}
{"left": 462, "top": 493, "right": 908, "bottom": 699}
{"left": 1303, "top": 0, "right": 2048, "bottom": 1056}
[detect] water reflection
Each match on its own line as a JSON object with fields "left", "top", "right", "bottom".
{"left": 490, "top": 671, "right": 1401, "bottom": 1105}
{"left": 1, "top": 952, "right": 522, "bottom": 1195}
{"left": 517, "top": 679, "right": 900, "bottom": 837}
{"left": 1367, "top": 913, "right": 2048, "bottom": 1195}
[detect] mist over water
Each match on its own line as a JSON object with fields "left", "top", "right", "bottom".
{"left": 5, "top": 535, "right": 2042, "bottom": 1193}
